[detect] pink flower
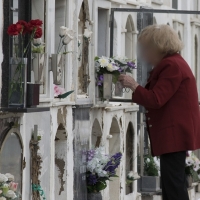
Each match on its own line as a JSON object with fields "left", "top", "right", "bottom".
{"left": 9, "top": 182, "right": 18, "bottom": 191}
{"left": 53, "top": 84, "right": 65, "bottom": 97}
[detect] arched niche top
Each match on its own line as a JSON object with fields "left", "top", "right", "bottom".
{"left": 126, "top": 121, "right": 134, "bottom": 132}
{"left": 92, "top": 119, "right": 102, "bottom": 137}
{"left": 91, "top": 119, "right": 102, "bottom": 148}
{"left": 110, "top": 117, "right": 120, "bottom": 135}
{"left": 78, "top": 0, "right": 90, "bottom": 22}
{"left": 126, "top": 15, "right": 135, "bottom": 32}
{"left": 55, "top": 123, "right": 67, "bottom": 141}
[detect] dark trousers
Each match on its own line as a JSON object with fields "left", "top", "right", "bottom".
{"left": 160, "top": 151, "right": 189, "bottom": 200}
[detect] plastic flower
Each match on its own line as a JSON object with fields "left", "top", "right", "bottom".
{"left": 59, "top": 26, "right": 68, "bottom": 38}
{"left": 7, "top": 24, "right": 23, "bottom": 36}
{"left": 32, "top": 38, "right": 42, "bottom": 46}
{"left": 186, "top": 156, "right": 195, "bottom": 166}
{"left": 9, "top": 182, "right": 18, "bottom": 191}
{"left": 62, "top": 33, "right": 73, "bottom": 45}
{"left": 87, "top": 173, "right": 98, "bottom": 185}
{"left": 127, "top": 171, "right": 140, "bottom": 180}
{"left": 4, "top": 190, "right": 17, "bottom": 199}
{"left": 83, "top": 28, "right": 93, "bottom": 39}
{"left": 0, "top": 174, "right": 8, "bottom": 183}
{"left": 106, "top": 63, "right": 115, "bottom": 72}
{"left": 5, "top": 173, "right": 14, "bottom": 182}
{"left": 98, "top": 56, "right": 109, "bottom": 68}
{"left": 54, "top": 84, "right": 65, "bottom": 97}
{"left": 97, "top": 75, "right": 103, "bottom": 86}
{"left": 127, "top": 61, "right": 137, "bottom": 69}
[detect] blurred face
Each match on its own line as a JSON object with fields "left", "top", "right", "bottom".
{"left": 138, "top": 43, "right": 164, "bottom": 66}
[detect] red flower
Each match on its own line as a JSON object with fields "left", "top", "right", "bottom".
{"left": 29, "top": 19, "right": 43, "bottom": 27}
{"left": 7, "top": 24, "right": 23, "bottom": 36}
{"left": 16, "top": 20, "right": 28, "bottom": 34}
{"left": 33, "top": 27, "right": 42, "bottom": 39}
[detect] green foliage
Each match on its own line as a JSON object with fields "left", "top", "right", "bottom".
{"left": 87, "top": 181, "right": 107, "bottom": 193}
{"left": 144, "top": 155, "right": 159, "bottom": 176}
{"left": 32, "top": 45, "right": 45, "bottom": 53}
{"left": 56, "top": 90, "right": 74, "bottom": 99}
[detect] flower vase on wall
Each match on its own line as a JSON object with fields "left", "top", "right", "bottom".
{"left": 32, "top": 53, "right": 47, "bottom": 84}
{"left": 103, "top": 74, "right": 112, "bottom": 100}
{"left": 115, "top": 81, "right": 123, "bottom": 97}
{"left": 9, "top": 57, "right": 27, "bottom": 108}
{"left": 51, "top": 54, "right": 65, "bottom": 85}
{"left": 88, "top": 192, "right": 102, "bottom": 200}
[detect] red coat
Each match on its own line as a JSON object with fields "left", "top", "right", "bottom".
{"left": 133, "top": 53, "right": 200, "bottom": 156}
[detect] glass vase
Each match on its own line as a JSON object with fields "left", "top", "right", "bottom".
{"left": 87, "top": 192, "right": 102, "bottom": 200}
{"left": 32, "top": 53, "right": 47, "bottom": 84}
{"left": 115, "top": 81, "right": 123, "bottom": 97}
{"left": 9, "top": 57, "right": 27, "bottom": 108}
{"left": 51, "top": 54, "right": 65, "bottom": 85}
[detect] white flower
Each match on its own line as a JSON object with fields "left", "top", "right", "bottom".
{"left": 62, "top": 34, "right": 73, "bottom": 45}
{"left": 5, "top": 173, "right": 14, "bottom": 182}
{"left": 98, "top": 57, "right": 109, "bottom": 68}
{"left": 0, "top": 197, "right": 6, "bottom": 200}
{"left": 154, "top": 157, "right": 160, "bottom": 169}
{"left": 127, "top": 171, "right": 140, "bottom": 180}
{"left": 4, "top": 190, "right": 17, "bottom": 199}
{"left": 32, "top": 38, "right": 42, "bottom": 46}
{"left": 106, "top": 63, "right": 115, "bottom": 72}
{"left": 186, "top": 157, "right": 195, "bottom": 166}
{"left": 0, "top": 174, "right": 8, "bottom": 183}
{"left": 146, "top": 158, "right": 150, "bottom": 163}
{"left": 83, "top": 28, "right": 93, "bottom": 38}
{"left": 59, "top": 26, "right": 68, "bottom": 37}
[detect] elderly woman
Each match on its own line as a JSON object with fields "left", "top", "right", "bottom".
{"left": 119, "top": 24, "right": 200, "bottom": 200}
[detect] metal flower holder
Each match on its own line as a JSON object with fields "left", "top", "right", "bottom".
{"left": 32, "top": 53, "right": 47, "bottom": 84}
{"left": 103, "top": 74, "right": 112, "bottom": 99}
{"left": 9, "top": 57, "right": 27, "bottom": 108}
{"left": 51, "top": 54, "right": 66, "bottom": 85}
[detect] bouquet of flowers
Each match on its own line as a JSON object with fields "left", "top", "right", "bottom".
{"left": 0, "top": 173, "right": 20, "bottom": 200}
{"left": 185, "top": 152, "right": 200, "bottom": 180}
{"left": 144, "top": 155, "right": 160, "bottom": 176}
{"left": 86, "top": 147, "right": 122, "bottom": 193}
{"left": 7, "top": 19, "right": 43, "bottom": 104}
{"left": 95, "top": 56, "right": 136, "bottom": 87}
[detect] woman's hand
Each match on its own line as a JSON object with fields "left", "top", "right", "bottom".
{"left": 118, "top": 74, "right": 139, "bottom": 92}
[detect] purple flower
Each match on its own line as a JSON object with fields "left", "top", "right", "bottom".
{"left": 87, "top": 149, "right": 95, "bottom": 161}
{"left": 97, "top": 75, "right": 103, "bottom": 86}
{"left": 87, "top": 173, "right": 98, "bottom": 185}
{"left": 103, "top": 152, "right": 122, "bottom": 175}
{"left": 118, "top": 68, "right": 123, "bottom": 72}
{"left": 127, "top": 61, "right": 137, "bottom": 69}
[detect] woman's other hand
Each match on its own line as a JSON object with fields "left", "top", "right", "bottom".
{"left": 118, "top": 74, "right": 139, "bottom": 92}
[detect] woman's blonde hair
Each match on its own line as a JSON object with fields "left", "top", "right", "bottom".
{"left": 138, "top": 24, "right": 184, "bottom": 55}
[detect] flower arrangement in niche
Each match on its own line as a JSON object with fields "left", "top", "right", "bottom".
{"left": 0, "top": 173, "right": 20, "bottom": 199}
{"left": 86, "top": 147, "right": 122, "bottom": 193}
{"left": 95, "top": 56, "right": 136, "bottom": 98}
{"left": 57, "top": 26, "right": 74, "bottom": 54}
{"left": 185, "top": 152, "right": 200, "bottom": 181}
{"left": 144, "top": 155, "right": 160, "bottom": 176}
{"left": 7, "top": 19, "right": 43, "bottom": 106}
